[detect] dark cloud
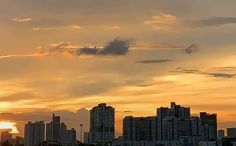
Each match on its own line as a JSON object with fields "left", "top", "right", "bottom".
{"left": 43, "top": 38, "right": 131, "bottom": 57}
{"left": 98, "top": 39, "right": 130, "bottom": 55}
{"left": 172, "top": 67, "right": 236, "bottom": 78}
{"left": 184, "top": 44, "right": 198, "bottom": 54}
{"left": 0, "top": 38, "right": 131, "bottom": 59}
{"left": 135, "top": 59, "right": 172, "bottom": 64}
{"left": 76, "top": 38, "right": 131, "bottom": 56}
{"left": 123, "top": 111, "right": 133, "bottom": 113}
{"left": 189, "top": 17, "right": 236, "bottom": 27}
{"left": 76, "top": 47, "right": 99, "bottom": 55}
{"left": 208, "top": 73, "right": 236, "bottom": 78}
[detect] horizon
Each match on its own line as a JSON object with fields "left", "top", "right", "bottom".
{"left": 0, "top": 102, "right": 232, "bottom": 139}
{"left": 1, "top": 0, "right": 236, "bottom": 145}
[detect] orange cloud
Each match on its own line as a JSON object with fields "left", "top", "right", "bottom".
{"left": 144, "top": 13, "right": 177, "bottom": 31}
{"left": 12, "top": 18, "right": 32, "bottom": 23}
{"left": 32, "top": 24, "right": 82, "bottom": 31}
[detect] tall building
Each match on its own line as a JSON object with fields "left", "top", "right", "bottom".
{"left": 46, "top": 113, "right": 61, "bottom": 144}
{"left": 190, "top": 116, "right": 202, "bottom": 136}
{"left": 83, "top": 132, "right": 90, "bottom": 144}
{"left": 90, "top": 103, "right": 115, "bottom": 144}
{"left": 227, "top": 128, "right": 236, "bottom": 138}
{"left": 123, "top": 116, "right": 157, "bottom": 141}
{"left": 170, "top": 102, "right": 190, "bottom": 119}
{"left": 218, "top": 129, "right": 225, "bottom": 139}
{"left": 156, "top": 102, "right": 191, "bottom": 140}
{"left": 46, "top": 113, "right": 77, "bottom": 145}
{"left": 67, "top": 128, "right": 77, "bottom": 145}
{"left": 60, "top": 123, "right": 67, "bottom": 146}
{"left": 24, "top": 121, "right": 45, "bottom": 146}
{"left": 157, "top": 107, "right": 170, "bottom": 140}
{"left": 200, "top": 112, "right": 217, "bottom": 141}
{"left": 1, "top": 131, "right": 12, "bottom": 143}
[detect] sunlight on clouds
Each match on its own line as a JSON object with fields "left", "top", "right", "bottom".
{"left": 0, "top": 121, "right": 19, "bottom": 133}
{"left": 69, "top": 25, "right": 82, "bottom": 30}
{"left": 32, "top": 24, "right": 82, "bottom": 31}
{"left": 0, "top": 102, "right": 10, "bottom": 109}
{"left": 160, "top": 74, "right": 206, "bottom": 84}
{"left": 12, "top": 18, "right": 32, "bottom": 23}
{"left": 144, "top": 13, "right": 177, "bottom": 31}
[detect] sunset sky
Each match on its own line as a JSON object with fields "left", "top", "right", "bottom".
{"left": 1, "top": 0, "right": 236, "bottom": 138}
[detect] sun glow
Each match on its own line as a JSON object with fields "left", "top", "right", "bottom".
{"left": 0, "top": 121, "right": 19, "bottom": 133}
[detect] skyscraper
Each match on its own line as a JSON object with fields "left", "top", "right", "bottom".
{"left": 157, "top": 107, "right": 170, "bottom": 140}
{"left": 67, "top": 128, "right": 77, "bottom": 145}
{"left": 123, "top": 116, "right": 157, "bottom": 141}
{"left": 46, "top": 113, "right": 61, "bottom": 144}
{"left": 156, "top": 102, "right": 191, "bottom": 140}
{"left": 90, "top": 103, "right": 115, "bottom": 144}
{"left": 227, "top": 128, "right": 236, "bottom": 138}
{"left": 190, "top": 116, "right": 202, "bottom": 136}
{"left": 200, "top": 112, "right": 217, "bottom": 141}
{"left": 170, "top": 102, "right": 190, "bottom": 119}
{"left": 46, "top": 113, "right": 77, "bottom": 145}
{"left": 218, "top": 129, "right": 225, "bottom": 139}
{"left": 60, "top": 123, "right": 67, "bottom": 146}
{"left": 24, "top": 121, "right": 45, "bottom": 146}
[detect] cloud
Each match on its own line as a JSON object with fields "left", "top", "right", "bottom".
{"left": 0, "top": 38, "right": 131, "bottom": 59}
{"left": 172, "top": 67, "right": 236, "bottom": 78}
{"left": 123, "top": 111, "right": 133, "bottom": 113}
{"left": 134, "top": 42, "right": 182, "bottom": 50}
{"left": 210, "top": 66, "right": 236, "bottom": 72}
{"left": 42, "top": 38, "right": 131, "bottom": 56}
{"left": 32, "top": 24, "right": 82, "bottom": 31}
{"left": 144, "top": 13, "right": 177, "bottom": 31}
{"left": 135, "top": 59, "right": 172, "bottom": 64}
{"left": 12, "top": 18, "right": 32, "bottom": 23}
{"left": 69, "top": 25, "right": 82, "bottom": 30}
{"left": 98, "top": 38, "right": 130, "bottom": 55}
{"left": 0, "top": 54, "right": 44, "bottom": 59}
{"left": 188, "top": 17, "right": 236, "bottom": 28}
{"left": 76, "top": 47, "right": 99, "bottom": 56}
{"left": 0, "top": 92, "right": 38, "bottom": 102}
{"left": 51, "top": 38, "right": 131, "bottom": 56}
{"left": 145, "top": 14, "right": 236, "bottom": 31}
{"left": 184, "top": 44, "right": 199, "bottom": 54}
{"left": 207, "top": 73, "right": 236, "bottom": 78}
{"left": 0, "top": 121, "right": 18, "bottom": 133}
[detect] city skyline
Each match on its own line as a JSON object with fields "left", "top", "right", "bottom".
{"left": 2, "top": 102, "right": 236, "bottom": 146}
{"left": 1, "top": 102, "right": 236, "bottom": 139}
{"left": 1, "top": 0, "right": 236, "bottom": 144}
{"left": 1, "top": 102, "right": 236, "bottom": 138}
{"left": 3, "top": 102, "right": 236, "bottom": 146}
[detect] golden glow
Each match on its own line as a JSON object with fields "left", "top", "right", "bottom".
{"left": 0, "top": 121, "right": 19, "bottom": 133}
{"left": 144, "top": 13, "right": 177, "bottom": 31}
{"left": 0, "top": 102, "right": 10, "bottom": 109}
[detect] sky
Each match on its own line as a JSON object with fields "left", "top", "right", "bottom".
{"left": 1, "top": 0, "right": 236, "bottom": 138}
